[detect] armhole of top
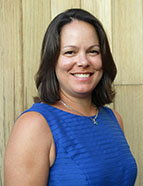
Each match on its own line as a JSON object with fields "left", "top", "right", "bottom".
{"left": 104, "top": 106, "right": 124, "bottom": 132}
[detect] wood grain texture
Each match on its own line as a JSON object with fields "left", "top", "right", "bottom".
{"left": 51, "top": 0, "right": 80, "bottom": 19}
{"left": 0, "top": 0, "right": 143, "bottom": 186}
{"left": 112, "top": 0, "right": 143, "bottom": 84}
{"left": 22, "top": 0, "right": 51, "bottom": 109}
{"left": 0, "top": 0, "right": 23, "bottom": 185}
{"left": 115, "top": 85, "right": 143, "bottom": 186}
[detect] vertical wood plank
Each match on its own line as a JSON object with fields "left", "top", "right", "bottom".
{"left": 51, "top": 0, "right": 80, "bottom": 19}
{"left": 0, "top": 0, "right": 23, "bottom": 185}
{"left": 1, "top": 1, "right": 143, "bottom": 186}
{"left": 112, "top": 0, "right": 143, "bottom": 84}
{"left": 22, "top": 0, "right": 51, "bottom": 109}
{"left": 115, "top": 85, "right": 143, "bottom": 186}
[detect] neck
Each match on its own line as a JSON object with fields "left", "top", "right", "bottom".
{"left": 59, "top": 93, "right": 97, "bottom": 117}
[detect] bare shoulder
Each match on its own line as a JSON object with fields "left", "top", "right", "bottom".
{"left": 15, "top": 111, "right": 52, "bottom": 136}
{"left": 4, "top": 111, "right": 55, "bottom": 186}
{"left": 111, "top": 109, "right": 124, "bottom": 131}
{"left": 8, "top": 111, "right": 54, "bottom": 150}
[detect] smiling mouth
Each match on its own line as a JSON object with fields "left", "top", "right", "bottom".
{"left": 72, "top": 73, "right": 93, "bottom": 78}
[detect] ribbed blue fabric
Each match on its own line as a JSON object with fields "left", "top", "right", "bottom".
{"left": 22, "top": 103, "right": 137, "bottom": 186}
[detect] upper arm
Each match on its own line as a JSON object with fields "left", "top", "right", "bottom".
{"left": 4, "top": 112, "right": 55, "bottom": 186}
{"left": 112, "top": 109, "right": 124, "bottom": 131}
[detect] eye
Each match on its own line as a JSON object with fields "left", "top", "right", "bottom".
{"left": 65, "top": 51, "right": 73, "bottom": 54}
{"left": 89, "top": 50, "right": 100, "bottom": 55}
{"left": 64, "top": 50, "right": 75, "bottom": 56}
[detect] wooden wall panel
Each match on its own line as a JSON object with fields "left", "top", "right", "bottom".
{"left": 112, "top": 0, "right": 143, "bottom": 84}
{"left": 0, "top": 0, "right": 143, "bottom": 186}
{"left": 51, "top": 0, "right": 80, "bottom": 19}
{"left": 0, "top": 0, "right": 23, "bottom": 185}
{"left": 115, "top": 86, "right": 143, "bottom": 186}
{"left": 22, "top": 0, "right": 51, "bottom": 109}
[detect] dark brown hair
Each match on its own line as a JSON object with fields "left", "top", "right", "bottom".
{"left": 34, "top": 8, "right": 117, "bottom": 107}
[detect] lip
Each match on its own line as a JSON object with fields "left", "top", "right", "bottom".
{"left": 71, "top": 72, "right": 94, "bottom": 80}
{"left": 71, "top": 72, "right": 94, "bottom": 75}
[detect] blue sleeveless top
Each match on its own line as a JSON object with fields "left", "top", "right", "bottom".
{"left": 22, "top": 103, "right": 137, "bottom": 186}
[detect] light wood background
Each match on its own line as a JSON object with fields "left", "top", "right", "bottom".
{"left": 0, "top": 0, "right": 143, "bottom": 185}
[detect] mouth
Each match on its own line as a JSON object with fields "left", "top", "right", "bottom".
{"left": 71, "top": 73, "right": 94, "bottom": 78}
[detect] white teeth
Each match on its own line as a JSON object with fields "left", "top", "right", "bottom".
{"left": 73, "top": 74, "right": 90, "bottom": 77}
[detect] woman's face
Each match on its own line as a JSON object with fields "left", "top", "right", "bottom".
{"left": 55, "top": 20, "right": 103, "bottom": 98}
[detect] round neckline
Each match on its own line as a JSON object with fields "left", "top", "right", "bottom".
{"left": 38, "top": 102, "right": 101, "bottom": 118}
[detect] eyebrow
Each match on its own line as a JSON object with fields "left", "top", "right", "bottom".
{"left": 62, "top": 44, "right": 100, "bottom": 49}
{"left": 88, "top": 44, "right": 100, "bottom": 49}
{"left": 62, "top": 45, "right": 77, "bottom": 49}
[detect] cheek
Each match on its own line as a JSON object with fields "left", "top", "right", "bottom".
{"left": 90, "top": 55, "right": 102, "bottom": 71}
{"left": 56, "top": 57, "right": 74, "bottom": 72}
{"left": 97, "top": 62, "right": 102, "bottom": 70}
{"left": 94, "top": 60, "right": 102, "bottom": 71}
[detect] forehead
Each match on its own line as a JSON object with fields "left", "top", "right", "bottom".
{"left": 60, "top": 20, "right": 99, "bottom": 45}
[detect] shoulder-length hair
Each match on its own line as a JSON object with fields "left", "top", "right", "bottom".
{"left": 34, "top": 8, "right": 117, "bottom": 108}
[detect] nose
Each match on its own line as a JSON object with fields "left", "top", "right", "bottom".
{"left": 77, "top": 52, "right": 89, "bottom": 67}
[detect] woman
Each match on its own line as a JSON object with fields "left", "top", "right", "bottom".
{"left": 5, "top": 9, "right": 137, "bottom": 186}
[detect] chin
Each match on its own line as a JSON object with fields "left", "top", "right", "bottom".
{"left": 73, "top": 89, "right": 93, "bottom": 97}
